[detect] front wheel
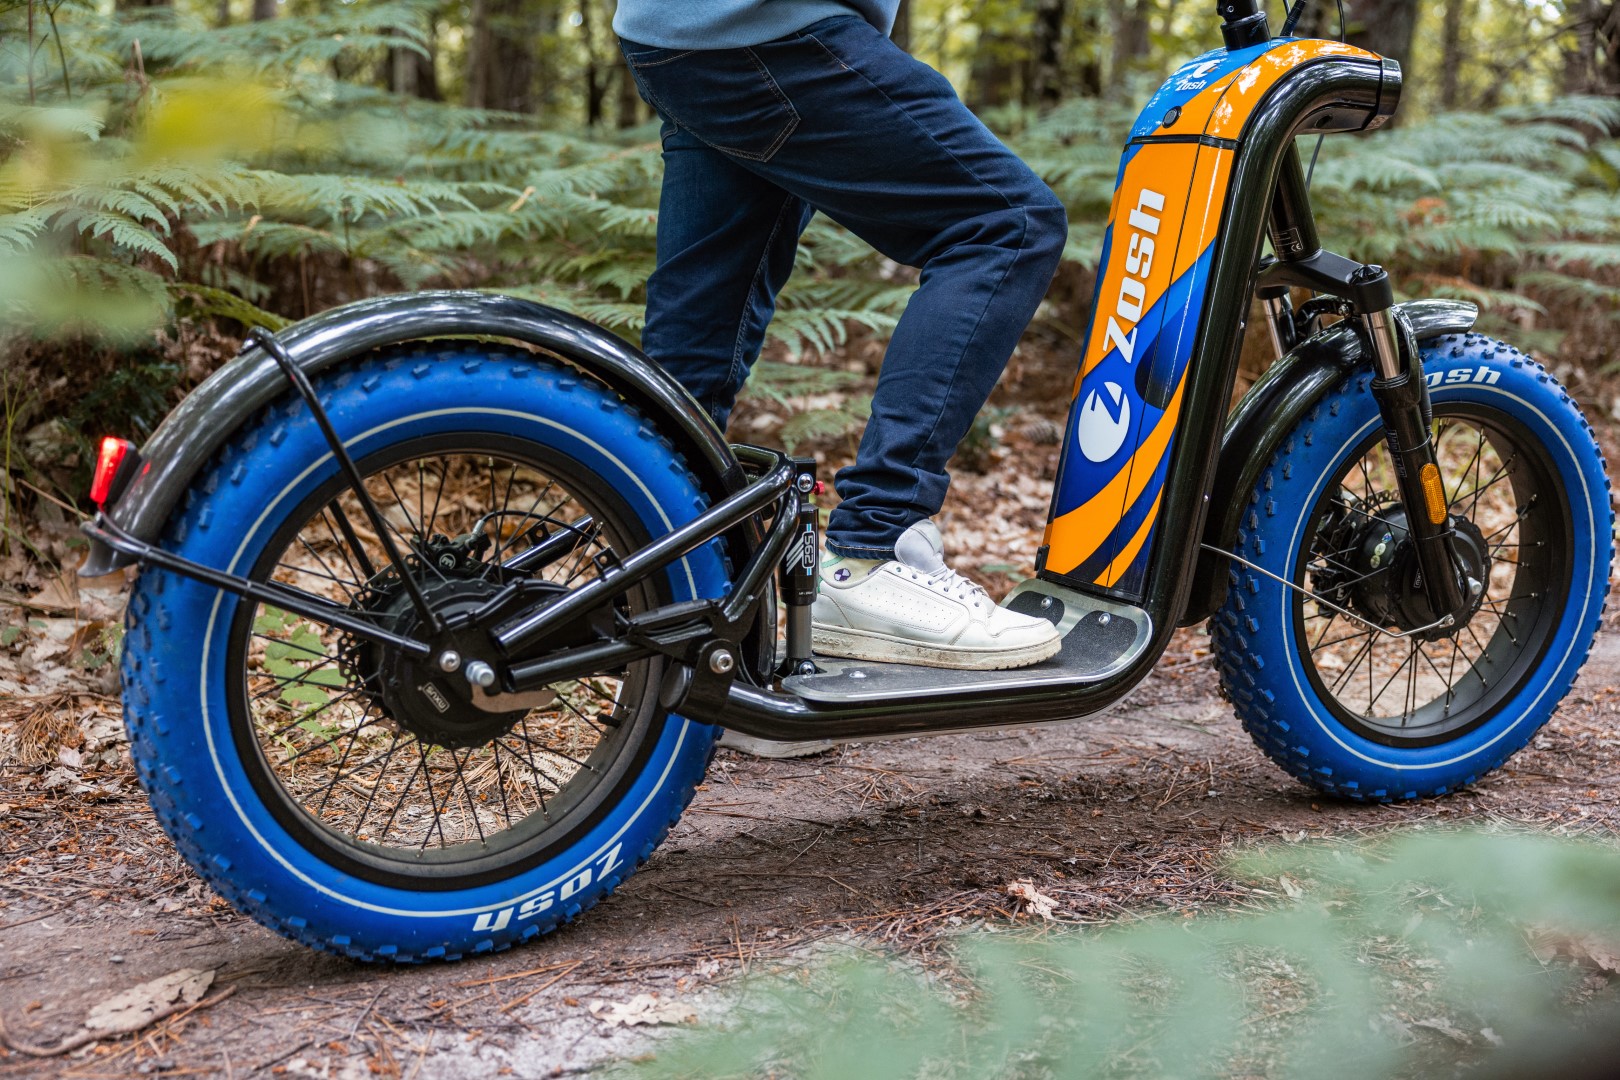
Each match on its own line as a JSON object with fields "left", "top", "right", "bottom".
{"left": 1213, "top": 334, "right": 1613, "bottom": 801}
{"left": 121, "top": 345, "right": 729, "bottom": 960}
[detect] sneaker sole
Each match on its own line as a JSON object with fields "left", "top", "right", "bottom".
{"left": 811, "top": 625, "right": 1062, "bottom": 671}
{"left": 717, "top": 731, "right": 837, "bottom": 759}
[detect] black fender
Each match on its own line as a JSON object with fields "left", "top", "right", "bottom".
{"left": 83, "top": 291, "right": 747, "bottom": 576}
{"left": 1179, "top": 298, "right": 1478, "bottom": 627}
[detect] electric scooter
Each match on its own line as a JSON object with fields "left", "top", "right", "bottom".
{"left": 81, "top": 0, "right": 1613, "bottom": 960}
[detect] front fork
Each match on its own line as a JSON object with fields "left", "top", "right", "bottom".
{"left": 1259, "top": 145, "right": 1470, "bottom": 625}
{"left": 1360, "top": 308, "right": 1468, "bottom": 622}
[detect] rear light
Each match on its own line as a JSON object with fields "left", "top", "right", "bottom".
{"left": 90, "top": 436, "right": 138, "bottom": 508}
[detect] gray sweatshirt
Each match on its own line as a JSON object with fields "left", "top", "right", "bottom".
{"left": 613, "top": 1, "right": 899, "bottom": 50}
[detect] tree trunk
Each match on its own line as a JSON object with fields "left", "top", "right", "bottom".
{"left": 1602, "top": 1, "right": 1620, "bottom": 90}
{"left": 390, "top": 38, "right": 440, "bottom": 100}
{"left": 1343, "top": 0, "right": 1419, "bottom": 65}
{"left": 891, "top": 0, "right": 911, "bottom": 52}
{"left": 116, "top": 0, "right": 172, "bottom": 9}
{"left": 1109, "top": 0, "right": 1153, "bottom": 89}
{"left": 250, "top": 0, "right": 275, "bottom": 21}
{"left": 969, "top": 41, "right": 1017, "bottom": 110}
{"left": 1438, "top": 0, "right": 1467, "bottom": 108}
{"left": 1075, "top": 4, "right": 1103, "bottom": 97}
{"left": 615, "top": 57, "right": 640, "bottom": 127}
{"left": 1574, "top": 0, "right": 1620, "bottom": 93}
{"left": 467, "top": 0, "right": 537, "bottom": 112}
{"left": 579, "top": 0, "right": 607, "bottom": 126}
{"left": 1027, "top": 0, "right": 1066, "bottom": 107}
{"left": 216, "top": 0, "right": 230, "bottom": 27}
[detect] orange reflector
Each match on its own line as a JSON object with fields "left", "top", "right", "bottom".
{"left": 1419, "top": 463, "right": 1446, "bottom": 525}
{"left": 90, "top": 436, "right": 134, "bottom": 506}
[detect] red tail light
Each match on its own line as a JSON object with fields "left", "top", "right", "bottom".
{"left": 90, "top": 436, "right": 136, "bottom": 507}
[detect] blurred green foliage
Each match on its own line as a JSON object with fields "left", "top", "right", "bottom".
{"left": 2, "top": 3, "right": 1617, "bottom": 372}
{"left": 615, "top": 829, "right": 1620, "bottom": 1079}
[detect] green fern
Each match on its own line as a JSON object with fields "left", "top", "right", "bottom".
{"left": 4, "top": 0, "right": 1619, "bottom": 389}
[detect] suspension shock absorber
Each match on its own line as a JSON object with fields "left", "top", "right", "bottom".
{"left": 1356, "top": 276, "right": 1469, "bottom": 623}
{"left": 777, "top": 457, "right": 822, "bottom": 678}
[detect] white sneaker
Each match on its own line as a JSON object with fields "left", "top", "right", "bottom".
{"left": 811, "top": 521, "right": 1061, "bottom": 670}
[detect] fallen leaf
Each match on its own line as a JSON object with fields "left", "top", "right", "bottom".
{"left": 28, "top": 575, "right": 79, "bottom": 614}
{"left": 1532, "top": 931, "right": 1620, "bottom": 974}
{"left": 84, "top": 969, "right": 215, "bottom": 1034}
{"left": 1412, "top": 1017, "right": 1472, "bottom": 1044}
{"left": 1006, "top": 879, "right": 1061, "bottom": 920}
{"left": 587, "top": 993, "right": 695, "bottom": 1027}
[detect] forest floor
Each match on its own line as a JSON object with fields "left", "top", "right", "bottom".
{"left": 2, "top": 351, "right": 1619, "bottom": 1078}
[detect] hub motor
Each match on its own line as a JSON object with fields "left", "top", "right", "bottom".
{"left": 352, "top": 574, "right": 537, "bottom": 749}
{"left": 1311, "top": 494, "right": 1489, "bottom": 639}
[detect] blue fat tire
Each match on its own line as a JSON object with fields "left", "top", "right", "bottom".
{"left": 120, "top": 346, "right": 727, "bottom": 961}
{"left": 1212, "top": 334, "right": 1614, "bottom": 802}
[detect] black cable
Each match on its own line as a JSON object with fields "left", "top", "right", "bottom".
{"left": 1279, "top": 0, "right": 1308, "bottom": 36}
{"left": 1302, "top": 0, "right": 1347, "bottom": 192}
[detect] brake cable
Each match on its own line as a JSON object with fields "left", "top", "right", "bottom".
{"left": 1200, "top": 542, "right": 1457, "bottom": 640}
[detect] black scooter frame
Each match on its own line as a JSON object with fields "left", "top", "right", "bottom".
{"left": 84, "top": 10, "right": 1473, "bottom": 747}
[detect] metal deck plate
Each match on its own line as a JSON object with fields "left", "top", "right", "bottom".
{"left": 781, "top": 578, "right": 1153, "bottom": 704}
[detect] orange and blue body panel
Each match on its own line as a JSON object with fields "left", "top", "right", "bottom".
{"left": 1040, "top": 38, "right": 1378, "bottom": 601}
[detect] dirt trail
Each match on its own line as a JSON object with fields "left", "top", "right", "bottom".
{"left": 2, "top": 620, "right": 1618, "bottom": 1078}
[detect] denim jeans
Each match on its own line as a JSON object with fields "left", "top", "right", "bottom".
{"left": 622, "top": 15, "right": 1067, "bottom": 558}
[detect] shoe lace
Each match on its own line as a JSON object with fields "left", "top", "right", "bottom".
{"left": 898, "top": 562, "right": 992, "bottom": 611}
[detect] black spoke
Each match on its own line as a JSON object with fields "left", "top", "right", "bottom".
{"left": 1289, "top": 406, "right": 1566, "bottom": 745}
{"left": 1447, "top": 427, "right": 1485, "bottom": 504}
{"left": 234, "top": 445, "right": 648, "bottom": 882}
{"left": 319, "top": 505, "right": 376, "bottom": 586}
{"left": 1329, "top": 632, "right": 1377, "bottom": 697}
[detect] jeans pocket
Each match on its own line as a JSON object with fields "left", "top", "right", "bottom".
{"left": 627, "top": 47, "right": 800, "bottom": 163}
{"left": 621, "top": 43, "right": 692, "bottom": 68}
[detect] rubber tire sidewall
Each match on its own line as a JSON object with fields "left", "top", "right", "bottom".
{"left": 121, "top": 348, "right": 728, "bottom": 960}
{"left": 1214, "top": 335, "right": 1613, "bottom": 801}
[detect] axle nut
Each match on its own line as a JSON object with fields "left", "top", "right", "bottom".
{"left": 708, "top": 650, "right": 735, "bottom": 675}
{"left": 464, "top": 660, "right": 497, "bottom": 689}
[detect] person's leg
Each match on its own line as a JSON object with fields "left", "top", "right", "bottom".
{"left": 623, "top": 16, "right": 1068, "bottom": 555}
{"left": 638, "top": 122, "right": 812, "bottom": 431}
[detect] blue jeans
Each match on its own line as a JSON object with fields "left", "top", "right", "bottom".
{"left": 622, "top": 15, "right": 1067, "bottom": 558}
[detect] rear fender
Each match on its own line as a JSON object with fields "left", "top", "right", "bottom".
{"left": 1179, "top": 298, "right": 1477, "bottom": 626}
{"left": 83, "top": 291, "right": 745, "bottom": 578}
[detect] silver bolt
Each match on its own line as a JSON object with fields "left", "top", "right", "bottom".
{"left": 1039, "top": 596, "right": 1053, "bottom": 609}
{"left": 796, "top": 474, "right": 815, "bottom": 493}
{"left": 437, "top": 650, "right": 462, "bottom": 674}
{"left": 708, "top": 650, "right": 735, "bottom": 675}
{"left": 464, "top": 661, "right": 496, "bottom": 689}
{"left": 1098, "top": 612, "right": 1112, "bottom": 625}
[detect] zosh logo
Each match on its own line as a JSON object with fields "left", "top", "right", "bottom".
{"left": 1078, "top": 382, "right": 1130, "bottom": 463}
{"left": 1102, "top": 186, "right": 1165, "bottom": 367}
{"left": 1077, "top": 187, "right": 1165, "bottom": 464}
{"left": 1174, "top": 58, "right": 1224, "bottom": 91}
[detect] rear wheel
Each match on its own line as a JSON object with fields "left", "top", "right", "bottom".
{"left": 1213, "top": 334, "right": 1612, "bottom": 800}
{"left": 121, "top": 346, "right": 729, "bottom": 960}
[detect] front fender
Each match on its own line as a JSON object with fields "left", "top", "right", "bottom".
{"left": 1179, "top": 298, "right": 1477, "bottom": 627}
{"left": 82, "top": 291, "right": 745, "bottom": 576}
